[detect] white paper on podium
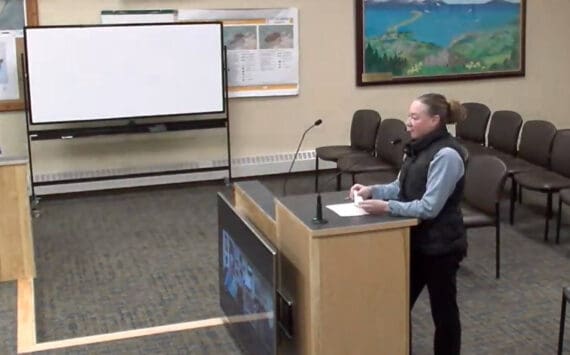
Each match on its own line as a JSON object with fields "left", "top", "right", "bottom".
{"left": 326, "top": 203, "right": 369, "bottom": 217}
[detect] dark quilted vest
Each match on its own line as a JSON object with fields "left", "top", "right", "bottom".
{"left": 398, "top": 127, "right": 467, "bottom": 256}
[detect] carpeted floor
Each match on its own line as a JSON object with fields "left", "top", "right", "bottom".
{"left": 1, "top": 172, "right": 569, "bottom": 354}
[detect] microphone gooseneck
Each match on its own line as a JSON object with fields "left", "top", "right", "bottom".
{"left": 282, "top": 119, "right": 324, "bottom": 196}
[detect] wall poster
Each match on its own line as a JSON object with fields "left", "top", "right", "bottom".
{"left": 178, "top": 8, "right": 299, "bottom": 98}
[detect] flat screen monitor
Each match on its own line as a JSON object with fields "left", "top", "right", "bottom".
{"left": 217, "top": 193, "right": 277, "bottom": 355}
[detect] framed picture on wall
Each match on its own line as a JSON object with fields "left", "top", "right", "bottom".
{"left": 355, "top": 0, "right": 526, "bottom": 86}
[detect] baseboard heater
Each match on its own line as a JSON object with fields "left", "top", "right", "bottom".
{"left": 33, "top": 150, "right": 336, "bottom": 195}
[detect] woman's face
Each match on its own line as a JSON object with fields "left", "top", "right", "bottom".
{"left": 406, "top": 100, "right": 441, "bottom": 140}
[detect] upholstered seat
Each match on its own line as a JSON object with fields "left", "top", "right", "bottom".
{"left": 514, "top": 129, "right": 570, "bottom": 241}
{"left": 461, "top": 204, "right": 495, "bottom": 227}
{"left": 316, "top": 146, "right": 360, "bottom": 161}
{"left": 337, "top": 156, "right": 393, "bottom": 173}
{"left": 515, "top": 170, "right": 570, "bottom": 191}
{"left": 314, "top": 109, "right": 381, "bottom": 191}
{"left": 459, "top": 140, "right": 488, "bottom": 157}
{"left": 336, "top": 118, "right": 408, "bottom": 186}
{"left": 502, "top": 120, "right": 557, "bottom": 224}
{"left": 461, "top": 155, "right": 508, "bottom": 278}
{"left": 488, "top": 150, "right": 519, "bottom": 163}
{"left": 501, "top": 157, "right": 543, "bottom": 175}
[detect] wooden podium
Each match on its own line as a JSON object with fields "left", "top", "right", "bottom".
{"left": 0, "top": 157, "right": 35, "bottom": 282}
{"left": 234, "top": 181, "right": 417, "bottom": 355}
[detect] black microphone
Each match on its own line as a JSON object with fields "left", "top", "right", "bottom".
{"left": 313, "top": 193, "right": 327, "bottom": 224}
{"left": 282, "top": 119, "right": 323, "bottom": 196}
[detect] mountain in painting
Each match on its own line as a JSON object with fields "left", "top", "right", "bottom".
{"left": 482, "top": 0, "right": 520, "bottom": 8}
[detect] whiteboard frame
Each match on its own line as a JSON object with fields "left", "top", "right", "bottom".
{"left": 23, "top": 22, "right": 226, "bottom": 125}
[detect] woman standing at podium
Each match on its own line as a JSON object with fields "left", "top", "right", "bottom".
{"left": 350, "top": 93, "right": 467, "bottom": 355}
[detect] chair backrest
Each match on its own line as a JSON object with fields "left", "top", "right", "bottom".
{"left": 456, "top": 142, "right": 470, "bottom": 165}
{"left": 456, "top": 102, "right": 491, "bottom": 144}
{"left": 487, "top": 110, "right": 523, "bottom": 156}
{"left": 464, "top": 155, "right": 508, "bottom": 215}
{"left": 518, "top": 120, "right": 557, "bottom": 168}
{"left": 550, "top": 129, "right": 570, "bottom": 178}
{"left": 375, "top": 118, "right": 409, "bottom": 168}
{"left": 350, "top": 109, "right": 381, "bottom": 151}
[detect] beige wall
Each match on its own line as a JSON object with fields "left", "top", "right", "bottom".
{"left": 0, "top": 0, "right": 568, "bottom": 175}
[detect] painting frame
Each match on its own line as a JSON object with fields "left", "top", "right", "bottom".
{"left": 355, "top": 0, "right": 526, "bottom": 86}
{"left": 0, "top": 0, "right": 38, "bottom": 112}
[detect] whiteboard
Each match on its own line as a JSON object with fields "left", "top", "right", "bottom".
{"left": 24, "top": 23, "right": 224, "bottom": 124}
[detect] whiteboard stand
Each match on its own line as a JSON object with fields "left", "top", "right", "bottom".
{"left": 22, "top": 23, "right": 231, "bottom": 196}
{"left": 223, "top": 45, "right": 232, "bottom": 186}
{"left": 21, "top": 53, "right": 41, "bottom": 215}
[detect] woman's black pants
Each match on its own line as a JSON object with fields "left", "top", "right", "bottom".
{"left": 410, "top": 251, "right": 464, "bottom": 355}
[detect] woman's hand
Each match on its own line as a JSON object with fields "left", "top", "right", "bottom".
{"left": 349, "top": 184, "right": 372, "bottom": 200}
{"left": 358, "top": 199, "right": 390, "bottom": 215}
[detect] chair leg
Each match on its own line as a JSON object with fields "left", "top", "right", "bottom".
{"left": 510, "top": 178, "right": 517, "bottom": 225}
{"left": 336, "top": 173, "right": 342, "bottom": 191}
{"left": 558, "top": 291, "right": 567, "bottom": 355}
{"left": 314, "top": 158, "right": 319, "bottom": 193}
{"left": 545, "top": 192, "right": 553, "bottom": 242}
{"left": 557, "top": 198, "right": 563, "bottom": 244}
{"left": 495, "top": 203, "right": 501, "bottom": 279}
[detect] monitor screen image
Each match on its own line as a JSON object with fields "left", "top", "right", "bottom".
{"left": 217, "top": 193, "right": 277, "bottom": 355}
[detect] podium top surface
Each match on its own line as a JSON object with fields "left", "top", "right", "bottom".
{"left": 234, "top": 180, "right": 276, "bottom": 220}
{"left": 231, "top": 180, "right": 417, "bottom": 237}
{"left": 277, "top": 191, "right": 418, "bottom": 237}
{"left": 0, "top": 156, "right": 28, "bottom": 166}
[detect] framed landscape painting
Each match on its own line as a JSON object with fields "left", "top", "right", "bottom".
{"left": 356, "top": 0, "right": 526, "bottom": 85}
